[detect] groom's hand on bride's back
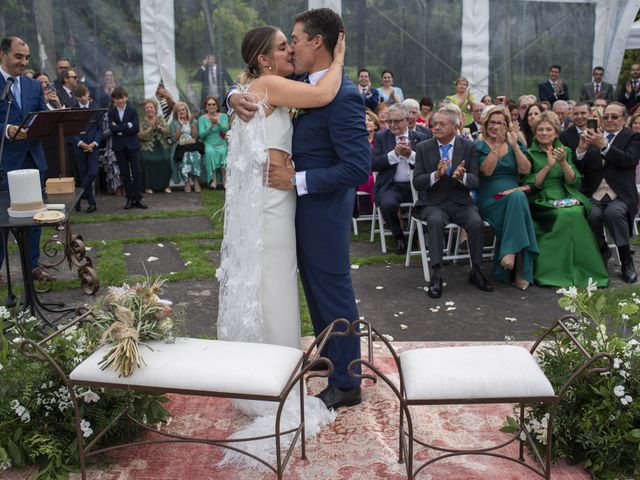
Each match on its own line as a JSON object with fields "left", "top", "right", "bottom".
{"left": 228, "top": 93, "right": 258, "bottom": 122}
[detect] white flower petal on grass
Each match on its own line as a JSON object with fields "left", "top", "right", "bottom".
{"left": 399, "top": 311, "right": 404, "bottom": 314}
{"left": 124, "top": 252, "right": 131, "bottom": 257}
{"left": 157, "top": 243, "right": 164, "bottom": 247}
{"left": 382, "top": 334, "right": 394, "bottom": 342}
{"left": 393, "top": 314, "right": 398, "bottom": 317}
{"left": 375, "top": 286, "right": 384, "bottom": 290}
{"left": 446, "top": 307, "right": 456, "bottom": 311}
{"left": 445, "top": 301, "right": 455, "bottom": 306}
{"left": 505, "top": 317, "right": 517, "bottom": 322}
{"left": 147, "top": 256, "right": 159, "bottom": 262}
{"left": 350, "top": 264, "right": 360, "bottom": 269}
{"left": 400, "top": 324, "right": 408, "bottom": 330}
{"left": 85, "top": 246, "right": 92, "bottom": 251}
{"left": 184, "top": 261, "right": 192, "bottom": 266}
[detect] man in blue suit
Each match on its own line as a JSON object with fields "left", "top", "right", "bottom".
{"left": 72, "top": 84, "right": 101, "bottom": 213}
{"left": 0, "top": 36, "right": 53, "bottom": 283}
{"left": 538, "top": 64, "right": 569, "bottom": 105}
{"left": 108, "top": 87, "right": 147, "bottom": 210}
{"left": 263, "top": 9, "right": 370, "bottom": 409}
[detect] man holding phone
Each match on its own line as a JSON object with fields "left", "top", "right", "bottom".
{"left": 573, "top": 102, "right": 640, "bottom": 283}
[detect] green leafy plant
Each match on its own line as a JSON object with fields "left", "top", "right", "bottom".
{"left": 503, "top": 281, "right": 640, "bottom": 479}
{"left": 0, "top": 306, "right": 170, "bottom": 479}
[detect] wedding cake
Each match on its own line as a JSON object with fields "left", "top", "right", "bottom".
{"left": 7, "top": 169, "right": 46, "bottom": 217}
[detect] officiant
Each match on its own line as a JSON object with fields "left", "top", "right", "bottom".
{"left": 0, "top": 36, "right": 54, "bottom": 284}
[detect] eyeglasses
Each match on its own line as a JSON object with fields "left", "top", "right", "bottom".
{"left": 206, "top": 103, "right": 217, "bottom": 106}
{"left": 487, "top": 121, "right": 506, "bottom": 127}
{"left": 387, "top": 119, "right": 406, "bottom": 125}
{"left": 68, "top": 76, "right": 78, "bottom": 79}
{"left": 603, "top": 114, "right": 621, "bottom": 120}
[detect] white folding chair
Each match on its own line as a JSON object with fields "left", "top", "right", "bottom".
{"left": 352, "top": 190, "right": 374, "bottom": 236}
{"left": 370, "top": 173, "right": 412, "bottom": 253}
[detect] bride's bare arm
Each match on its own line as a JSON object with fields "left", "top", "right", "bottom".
{"left": 252, "top": 33, "right": 345, "bottom": 109}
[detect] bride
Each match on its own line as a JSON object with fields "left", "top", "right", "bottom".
{"left": 215, "top": 26, "right": 345, "bottom": 465}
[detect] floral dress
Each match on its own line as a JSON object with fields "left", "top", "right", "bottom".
{"left": 169, "top": 120, "right": 201, "bottom": 183}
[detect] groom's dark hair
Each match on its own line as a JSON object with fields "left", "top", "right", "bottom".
{"left": 294, "top": 8, "right": 343, "bottom": 57}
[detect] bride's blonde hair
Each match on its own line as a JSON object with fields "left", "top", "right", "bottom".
{"left": 240, "top": 26, "right": 279, "bottom": 85}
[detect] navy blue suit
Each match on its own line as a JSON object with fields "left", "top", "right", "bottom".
{"left": 538, "top": 80, "right": 569, "bottom": 104}
{"left": 108, "top": 104, "right": 143, "bottom": 201}
{"left": 72, "top": 103, "right": 103, "bottom": 207}
{"left": 0, "top": 74, "right": 48, "bottom": 269}
{"left": 292, "top": 73, "right": 370, "bottom": 390}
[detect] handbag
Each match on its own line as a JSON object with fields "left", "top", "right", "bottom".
{"left": 179, "top": 137, "right": 195, "bottom": 146}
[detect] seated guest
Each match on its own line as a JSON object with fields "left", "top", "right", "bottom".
{"left": 376, "top": 101, "right": 389, "bottom": 130}
{"left": 519, "top": 102, "right": 543, "bottom": 147}
{"left": 72, "top": 84, "right": 101, "bottom": 213}
{"left": 139, "top": 98, "right": 172, "bottom": 194}
{"left": 560, "top": 102, "right": 591, "bottom": 155}
{"left": 574, "top": 102, "right": 640, "bottom": 283}
{"left": 628, "top": 110, "right": 640, "bottom": 184}
{"left": 198, "top": 96, "right": 229, "bottom": 189}
{"left": 522, "top": 111, "right": 608, "bottom": 287}
{"left": 377, "top": 70, "right": 404, "bottom": 105}
{"left": 517, "top": 94, "right": 536, "bottom": 123}
{"left": 372, "top": 104, "right": 427, "bottom": 254}
{"left": 538, "top": 64, "right": 569, "bottom": 105}
{"left": 403, "top": 98, "right": 432, "bottom": 137}
{"left": 417, "top": 96, "right": 433, "bottom": 126}
{"left": 480, "top": 94, "right": 493, "bottom": 106}
{"left": 580, "top": 66, "right": 615, "bottom": 105}
{"left": 466, "top": 103, "right": 484, "bottom": 140}
{"left": 476, "top": 106, "right": 538, "bottom": 289}
{"left": 413, "top": 108, "right": 494, "bottom": 298}
{"left": 356, "top": 68, "right": 379, "bottom": 111}
{"left": 540, "top": 100, "right": 552, "bottom": 112}
{"left": 359, "top": 109, "right": 380, "bottom": 205}
{"left": 552, "top": 100, "right": 570, "bottom": 130}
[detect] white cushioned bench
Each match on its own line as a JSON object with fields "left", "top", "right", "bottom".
{"left": 21, "top": 311, "right": 341, "bottom": 480}
{"left": 349, "top": 317, "right": 613, "bottom": 480}
{"left": 71, "top": 338, "right": 304, "bottom": 398}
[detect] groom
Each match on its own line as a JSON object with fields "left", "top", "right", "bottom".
{"left": 231, "top": 9, "right": 370, "bottom": 409}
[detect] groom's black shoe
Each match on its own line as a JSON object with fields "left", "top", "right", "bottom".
{"left": 316, "top": 385, "right": 361, "bottom": 410}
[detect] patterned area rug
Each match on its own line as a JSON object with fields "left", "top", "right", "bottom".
{"left": 7, "top": 340, "right": 590, "bottom": 479}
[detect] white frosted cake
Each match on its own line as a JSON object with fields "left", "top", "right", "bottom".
{"left": 7, "top": 169, "right": 45, "bottom": 217}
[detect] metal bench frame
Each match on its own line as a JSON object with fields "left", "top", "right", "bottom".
{"left": 20, "top": 310, "right": 344, "bottom": 479}
{"left": 348, "top": 317, "right": 613, "bottom": 480}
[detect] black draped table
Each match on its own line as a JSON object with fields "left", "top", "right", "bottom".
{"left": 0, "top": 189, "right": 99, "bottom": 326}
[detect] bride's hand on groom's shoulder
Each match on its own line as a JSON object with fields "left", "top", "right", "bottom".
{"left": 333, "top": 31, "right": 346, "bottom": 65}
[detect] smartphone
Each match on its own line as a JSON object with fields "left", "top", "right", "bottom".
{"left": 45, "top": 81, "right": 55, "bottom": 93}
{"left": 496, "top": 95, "right": 506, "bottom": 104}
{"left": 586, "top": 119, "right": 597, "bottom": 131}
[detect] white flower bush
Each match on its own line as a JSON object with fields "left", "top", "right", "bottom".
{"left": 1, "top": 302, "right": 171, "bottom": 478}
{"left": 504, "top": 281, "right": 640, "bottom": 478}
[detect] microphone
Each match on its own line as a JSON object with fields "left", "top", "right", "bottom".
{"left": 0, "top": 77, "right": 14, "bottom": 102}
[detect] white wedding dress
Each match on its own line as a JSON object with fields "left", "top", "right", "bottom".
{"left": 216, "top": 99, "right": 335, "bottom": 468}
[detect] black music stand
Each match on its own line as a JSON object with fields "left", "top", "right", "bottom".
{"left": 11, "top": 108, "right": 107, "bottom": 176}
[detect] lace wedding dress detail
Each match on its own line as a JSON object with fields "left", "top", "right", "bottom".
{"left": 216, "top": 95, "right": 335, "bottom": 469}
{"left": 216, "top": 99, "right": 268, "bottom": 344}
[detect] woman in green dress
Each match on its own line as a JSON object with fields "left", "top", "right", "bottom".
{"left": 476, "top": 106, "right": 539, "bottom": 290}
{"left": 139, "top": 99, "right": 172, "bottom": 194}
{"left": 198, "top": 96, "right": 229, "bottom": 189}
{"left": 446, "top": 76, "right": 476, "bottom": 125}
{"left": 523, "top": 111, "right": 609, "bottom": 288}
